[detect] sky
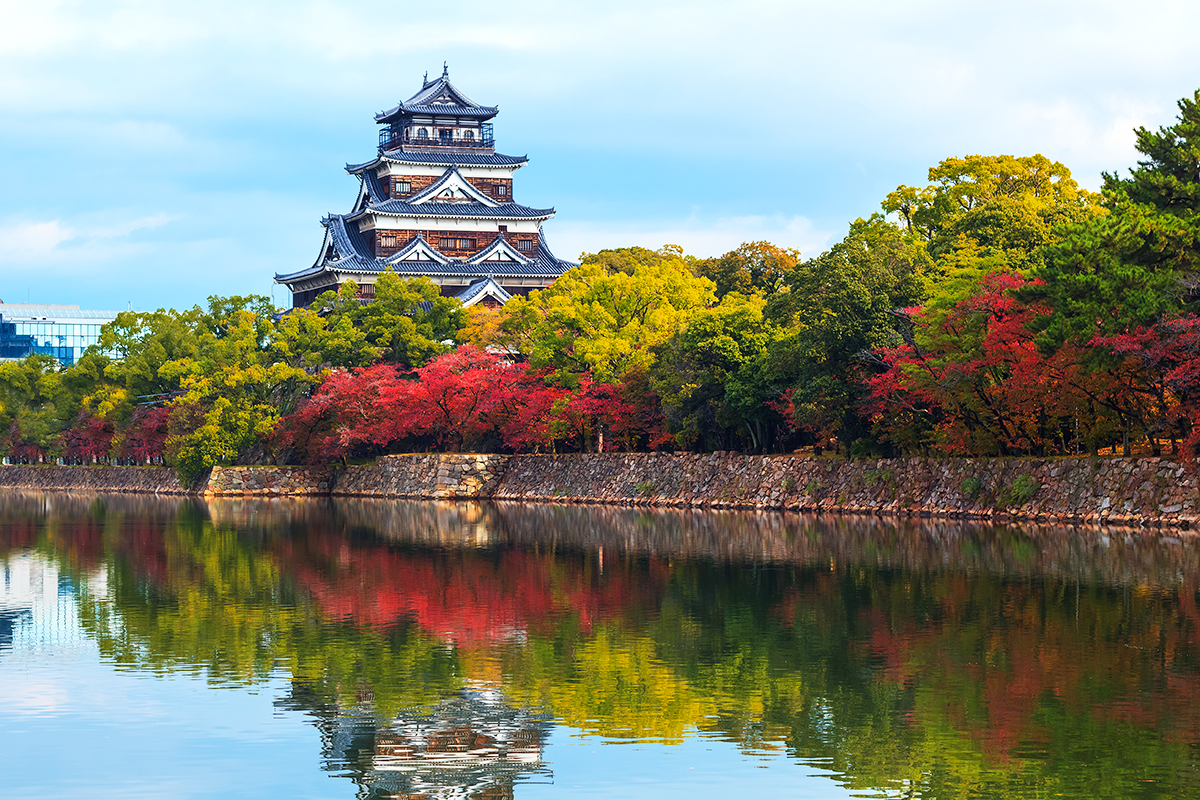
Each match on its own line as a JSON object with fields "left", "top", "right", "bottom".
{"left": 0, "top": 0, "right": 1197, "bottom": 312}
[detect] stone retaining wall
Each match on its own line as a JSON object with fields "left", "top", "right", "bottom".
{"left": 2, "top": 453, "right": 1197, "bottom": 527}
{"left": 493, "top": 453, "right": 1200, "bottom": 528}
{"left": 334, "top": 454, "right": 509, "bottom": 499}
{"left": 203, "top": 466, "right": 334, "bottom": 497}
{"left": 0, "top": 465, "right": 186, "bottom": 494}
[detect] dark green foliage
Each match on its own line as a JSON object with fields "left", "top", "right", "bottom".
{"left": 1034, "top": 91, "right": 1200, "bottom": 348}
{"left": 998, "top": 474, "right": 1040, "bottom": 508}
{"left": 766, "top": 215, "right": 932, "bottom": 449}
{"left": 652, "top": 293, "right": 784, "bottom": 451}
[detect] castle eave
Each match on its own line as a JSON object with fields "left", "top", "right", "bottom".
{"left": 349, "top": 202, "right": 555, "bottom": 223}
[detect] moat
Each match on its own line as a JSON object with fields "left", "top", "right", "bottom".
{"left": 3, "top": 493, "right": 1199, "bottom": 798}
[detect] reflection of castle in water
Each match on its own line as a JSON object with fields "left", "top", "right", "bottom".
{"left": 285, "top": 685, "right": 552, "bottom": 799}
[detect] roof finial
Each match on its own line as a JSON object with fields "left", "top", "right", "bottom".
{"left": 443, "top": 62, "right": 449, "bottom": 78}
{"left": 423, "top": 70, "right": 428, "bottom": 83}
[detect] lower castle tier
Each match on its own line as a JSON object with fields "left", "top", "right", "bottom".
{"left": 276, "top": 66, "right": 576, "bottom": 309}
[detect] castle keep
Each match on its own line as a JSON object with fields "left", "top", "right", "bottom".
{"left": 276, "top": 66, "right": 575, "bottom": 308}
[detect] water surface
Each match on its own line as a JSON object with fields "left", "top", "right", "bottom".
{"left": 2, "top": 493, "right": 1199, "bottom": 798}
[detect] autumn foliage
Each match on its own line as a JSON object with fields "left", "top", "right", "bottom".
{"left": 274, "top": 345, "right": 668, "bottom": 462}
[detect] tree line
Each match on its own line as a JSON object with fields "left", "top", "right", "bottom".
{"left": 3, "top": 90, "right": 1199, "bottom": 477}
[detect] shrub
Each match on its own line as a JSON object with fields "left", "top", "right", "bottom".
{"left": 998, "top": 473, "right": 1040, "bottom": 507}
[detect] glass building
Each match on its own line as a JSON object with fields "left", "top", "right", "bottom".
{"left": 0, "top": 303, "right": 120, "bottom": 367}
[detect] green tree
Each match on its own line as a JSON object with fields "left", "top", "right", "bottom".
{"left": 698, "top": 240, "right": 802, "bottom": 299}
{"left": 95, "top": 307, "right": 204, "bottom": 407}
{"left": 501, "top": 255, "right": 716, "bottom": 382}
{"left": 1035, "top": 90, "right": 1200, "bottom": 347}
{"left": 160, "top": 296, "right": 313, "bottom": 482}
{"left": 271, "top": 306, "right": 376, "bottom": 371}
{"left": 653, "top": 293, "right": 783, "bottom": 451}
{"left": 0, "top": 355, "right": 72, "bottom": 460}
{"left": 579, "top": 244, "right": 695, "bottom": 276}
{"left": 315, "top": 271, "right": 464, "bottom": 367}
{"left": 885, "top": 154, "right": 1099, "bottom": 318}
{"left": 767, "top": 215, "right": 932, "bottom": 451}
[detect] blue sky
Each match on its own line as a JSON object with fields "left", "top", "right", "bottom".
{"left": 1, "top": 0, "right": 1197, "bottom": 312}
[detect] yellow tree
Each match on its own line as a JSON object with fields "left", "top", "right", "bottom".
{"left": 500, "top": 249, "right": 715, "bottom": 382}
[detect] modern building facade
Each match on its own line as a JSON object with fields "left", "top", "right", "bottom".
{"left": 0, "top": 303, "right": 119, "bottom": 367}
{"left": 276, "top": 66, "right": 576, "bottom": 309}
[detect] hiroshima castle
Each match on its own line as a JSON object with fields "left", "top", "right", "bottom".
{"left": 276, "top": 66, "right": 576, "bottom": 309}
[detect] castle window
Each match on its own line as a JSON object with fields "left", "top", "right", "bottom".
{"left": 494, "top": 184, "right": 508, "bottom": 197}
{"left": 394, "top": 180, "right": 411, "bottom": 194}
{"left": 379, "top": 233, "right": 396, "bottom": 248}
{"left": 439, "top": 237, "right": 476, "bottom": 250}
{"left": 517, "top": 239, "right": 534, "bottom": 251}
{"left": 464, "top": 129, "right": 474, "bottom": 140}
{"left": 417, "top": 128, "right": 428, "bottom": 139}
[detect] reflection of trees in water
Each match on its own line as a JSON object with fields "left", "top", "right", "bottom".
{"left": 326, "top": 497, "right": 1200, "bottom": 590}
{"left": 7, "top": 492, "right": 1200, "bottom": 796}
{"left": 279, "top": 683, "right": 551, "bottom": 800}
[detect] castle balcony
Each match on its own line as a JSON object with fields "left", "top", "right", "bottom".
{"left": 378, "top": 124, "right": 494, "bottom": 154}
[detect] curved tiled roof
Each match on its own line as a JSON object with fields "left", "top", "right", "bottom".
{"left": 353, "top": 200, "right": 554, "bottom": 221}
{"left": 326, "top": 215, "right": 375, "bottom": 264}
{"left": 277, "top": 217, "right": 576, "bottom": 284}
{"left": 384, "top": 233, "right": 452, "bottom": 266}
{"left": 361, "top": 170, "right": 387, "bottom": 204}
{"left": 346, "top": 151, "right": 529, "bottom": 173}
{"left": 464, "top": 234, "right": 530, "bottom": 266}
{"left": 455, "top": 277, "right": 513, "bottom": 306}
{"left": 531, "top": 225, "right": 579, "bottom": 272}
{"left": 375, "top": 68, "right": 499, "bottom": 124}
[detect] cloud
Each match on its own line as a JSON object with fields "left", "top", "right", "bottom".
{"left": 551, "top": 213, "right": 834, "bottom": 261}
{"left": 0, "top": 213, "right": 177, "bottom": 266}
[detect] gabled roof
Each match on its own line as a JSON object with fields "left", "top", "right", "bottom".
{"left": 347, "top": 151, "right": 528, "bottom": 173}
{"left": 464, "top": 234, "right": 531, "bottom": 266}
{"left": 375, "top": 67, "right": 499, "bottom": 124}
{"left": 455, "top": 277, "right": 513, "bottom": 307}
{"left": 350, "top": 199, "right": 555, "bottom": 222}
{"left": 383, "top": 234, "right": 452, "bottom": 266}
{"left": 408, "top": 166, "right": 499, "bottom": 207}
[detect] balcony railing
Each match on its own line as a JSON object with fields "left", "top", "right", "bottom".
{"left": 378, "top": 131, "right": 495, "bottom": 154}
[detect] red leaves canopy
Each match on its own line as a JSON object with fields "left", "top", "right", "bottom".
{"left": 275, "top": 345, "right": 669, "bottom": 462}
{"left": 1095, "top": 314, "right": 1200, "bottom": 459}
{"left": 866, "top": 270, "right": 1137, "bottom": 456}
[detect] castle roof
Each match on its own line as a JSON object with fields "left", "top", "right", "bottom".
{"left": 347, "top": 165, "right": 554, "bottom": 222}
{"left": 346, "top": 151, "right": 529, "bottom": 174}
{"left": 349, "top": 200, "right": 555, "bottom": 222}
{"left": 375, "top": 67, "right": 499, "bottom": 124}
{"left": 274, "top": 223, "right": 574, "bottom": 285}
{"left": 456, "top": 277, "right": 513, "bottom": 307}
